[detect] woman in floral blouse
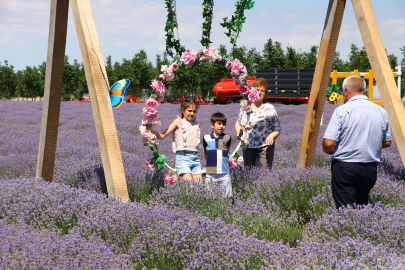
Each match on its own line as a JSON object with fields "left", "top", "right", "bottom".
{"left": 235, "top": 77, "right": 281, "bottom": 169}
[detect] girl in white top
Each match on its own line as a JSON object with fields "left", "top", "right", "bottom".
{"left": 149, "top": 98, "right": 202, "bottom": 182}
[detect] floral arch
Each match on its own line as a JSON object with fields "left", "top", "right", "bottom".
{"left": 139, "top": 47, "right": 258, "bottom": 181}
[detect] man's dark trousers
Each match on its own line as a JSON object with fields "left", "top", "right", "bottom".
{"left": 331, "top": 160, "right": 378, "bottom": 209}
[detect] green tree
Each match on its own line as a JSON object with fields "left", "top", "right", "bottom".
{"left": 348, "top": 44, "right": 371, "bottom": 71}
{"left": 262, "top": 39, "right": 286, "bottom": 69}
{"left": 0, "top": 60, "right": 17, "bottom": 99}
{"left": 285, "top": 45, "right": 300, "bottom": 69}
{"left": 300, "top": 46, "right": 318, "bottom": 69}
{"left": 22, "top": 66, "right": 42, "bottom": 100}
{"left": 62, "top": 56, "right": 86, "bottom": 101}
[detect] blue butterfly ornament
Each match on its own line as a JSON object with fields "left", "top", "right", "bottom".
{"left": 109, "top": 79, "right": 130, "bottom": 108}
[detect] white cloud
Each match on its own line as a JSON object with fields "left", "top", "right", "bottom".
{"left": 380, "top": 18, "right": 405, "bottom": 36}
{"left": 282, "top": 12, "right": 301, "bottom": 22}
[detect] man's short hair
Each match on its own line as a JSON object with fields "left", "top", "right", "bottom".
{"left": 342, "top": 76, "right": 366, "bottom": 95}
{"left": 211, "top": 112, "right": 227, "bottom": 125}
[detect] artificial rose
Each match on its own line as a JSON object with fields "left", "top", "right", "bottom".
{"left": 248, "top": 88, "right": 259, "bottom": 103}
{"left": 146, "top": 160, "right": 157, "bottom": 170}
{"left": 159, "top": 74, "right": 166, "bottom": 80}
{"left": 225, "top": 61, "right": 232, "bottom": 69}
{"left": 151, "top": 80, "right": 166, "bottom": 95}
{"left": 146, "top": 98, "right": 158, "bottom": 108}
{"left": 152, "top": 120, "right": 161, "bottom": 129}
{"left": 142, "top": 107, "right": 158, "bottom": 118}
{"left": 139, "top": 125, "right": 147, "bottom": 135}
{"left": 180, "top": 50, "right": 199, "bottom": 66}
{"left": 165, "top": 73, "right": 174, "bottom": 81}
{"left": 170, "top": 63, "right": 179, "bottom": 71}
{"left": 203, "top": 48, "right": 209, "bottom": 55}
{"left": 142, "top": 118, "right": 149, "bottom": 125}
{"left": 217, "top": 55, "right": 222, "bottom": 61}
{"left": 239, "top": 84, "right": 249, "bottom": 95}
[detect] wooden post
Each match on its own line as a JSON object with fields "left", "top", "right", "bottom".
{"left": 70, "top": 0, "right": 129, "bottom": 202}
{"left": 352, "top": 0, "right": 405, "bottom": 166}
{"left": 36, "top": 0, "right": 69, "bottom": 181}
{"left": 297, "top": 0, "right": 346, "bottom": 168}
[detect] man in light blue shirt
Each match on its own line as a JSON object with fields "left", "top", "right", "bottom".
{"left": 323, "top": 76, "right": 392, "bottom": 209}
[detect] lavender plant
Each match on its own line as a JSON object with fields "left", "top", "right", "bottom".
{"left": 1, "top": 100, "right": 404, "bottom": 268}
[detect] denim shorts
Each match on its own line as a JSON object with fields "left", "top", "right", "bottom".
{"left": 175, "top": 151, "right": 202, "bottom": 176}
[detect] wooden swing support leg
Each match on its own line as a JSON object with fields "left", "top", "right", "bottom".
{"left": 352, "top": 0, "right": 405, "bottom": 165}
{"left": 297, "top": 0, "right": 346, "bottom": 168}
{"left": 298, "top": 0, "right": 405, "bottom": 169}
{"left": 37, "top": 0, "right": 129, "bottom": 202}
{"left": 36, "top": 0, "right": 69, "bottom": 182}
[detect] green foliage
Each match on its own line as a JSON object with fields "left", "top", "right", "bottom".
{"left": 220, "top": 0, "right": 255, "bottom": 47}
{"left": 164, "top": 0, "right": 185, "bottom": 57}
{"left": 1, "top": 41, "right": 403, "bottom": 101}
{"left": 62, "top": 56, "right": 87, "bottom": 101}
{"left": 0, "top": 61, "right": 17, "bottom": 100}
{"left": 200, "top": 0, "right": 214, "bottom": 48}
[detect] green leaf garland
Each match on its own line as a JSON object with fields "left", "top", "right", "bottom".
{"left": 164, "top": 0, "right": 255, "bottom": 56}
{"left": 200, "top": 0, "right": 215, "bottom": 48}
{"left": 164, "top": 0, "right": 185, "bottom": 57}
{"left": 220, "top": 0, "right": 255, "bottom": 47}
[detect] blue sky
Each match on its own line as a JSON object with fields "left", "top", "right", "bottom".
{"left": 1, "top": 0, "right": 404, "bottom": 71}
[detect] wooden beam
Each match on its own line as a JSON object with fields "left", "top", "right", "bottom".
{"left": 297, "top": 0, "right": 346, "bottom": 168}
{"left": 352, "top": 0, "right": 405, "bottom": 166}
{"left": 36, "top": 0, "right": 69, "bottom": 182}
{"left": 70, "top": 0, "right": 129, "bottom": 202}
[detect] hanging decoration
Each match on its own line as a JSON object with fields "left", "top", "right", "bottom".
{"left": 164, "top": 0, "right": 185, "bottom": 57}
{"left": 164, "top": 0, "right": 255, "bottom": 56}
{"left": 200, "top": 0, "right": 215, "bottom": 48}
{"left": 220, "top": 0, "right": 255, "bottom": 48}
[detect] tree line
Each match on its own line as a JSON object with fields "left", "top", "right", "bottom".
{"left": 0, "top": 39, "right": 403, "bottom": 101}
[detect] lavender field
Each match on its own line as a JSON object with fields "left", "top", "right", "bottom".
{"left": 1, "top": 100, "right": 405, "bottom": 269}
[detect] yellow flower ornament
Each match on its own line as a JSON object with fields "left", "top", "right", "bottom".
{"left": 329, "top": 92, "right": 337, "bottom": 101}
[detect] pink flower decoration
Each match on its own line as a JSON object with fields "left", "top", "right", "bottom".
{"left": 151, "top": 80, "right": 166, "bottom": 95}
{"left": 163, "top": 173, "right": 177, "bottom": 184}
{"left": 146, "top": 160, "right": 157, "bottom": 170}
{"left": 239, "top": 84, "right": 249, "bottom": 95}
{"left": 165, "top": 73, "right": 174, "bottom": 81}
{"left": 199, "top": 57, "right": 204, "bottom": 62}
{"left": 146, "top": 98, "right": 158, "bottom": 108}
{"left": 170, "top": 63, "right": 179, "bottom": 71}
{"left": 248, "top": 88, "right": 259, "bottom": 103}
{"left": 203, "top": 48, "right": 209, "bottom": 55}
{"left": 217, "top": 55, "right": 222, "bottom": 61}
{"left": 152, "top": 120, "right": 161, "bottom": 128}
{"left": 225, "top": 61, "right": 232, "bottom": 69}
{"left": 142, "top": 118, "right": 149, "bottom": 125}
{"left": 159, "top": 74, "right": 166, "bottom": 80}
{"left": 142, "top": 107, "right": 158, "bottom": 118}
{"left": 139, "top": 125, "right": 146, "bottom": 135}
{"left": 180, "top": 50, "right": 199, "bottom": 66}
